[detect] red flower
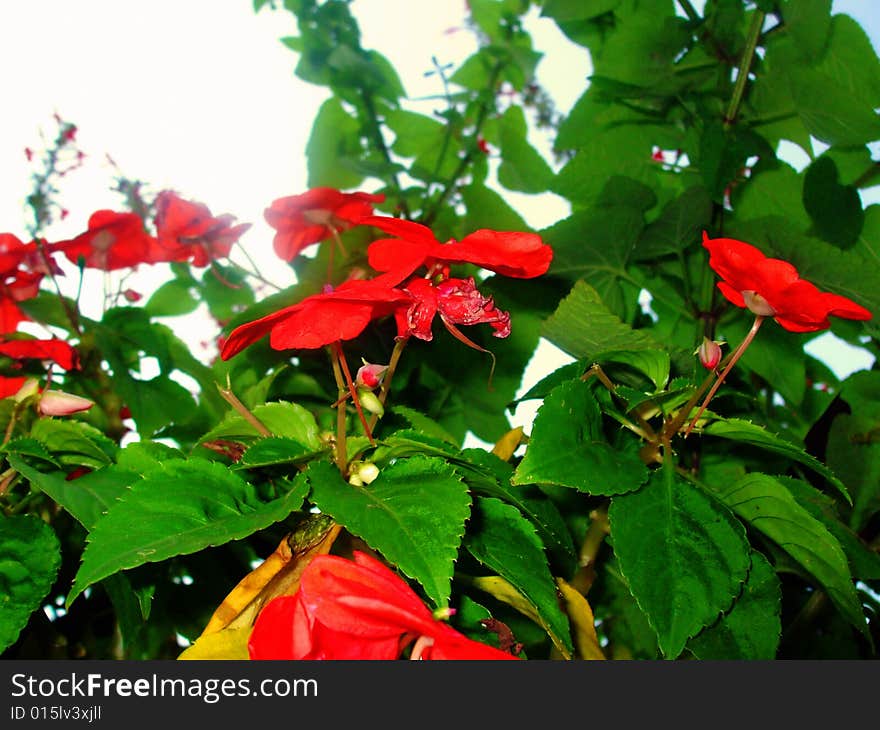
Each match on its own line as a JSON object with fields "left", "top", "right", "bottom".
{"left": 361, "top": 216, "right": 552, "bottom": 281}
{"left": 220, "top": 276, "right": 410, "bottom": 359}
{"left": 703, "top": 232, "right": 872, "bottom": 332}
{"left": 52, "top": 210, "right": 158, "bottom": 271}
{"left": 0, "top": 338, "right": 79, "bottom": 371}
{"left": 265, "top": 188, "right": 385, "bottom": 262}
{"left": 398, "top": 276, "right": 510, "bottom": 341}
{"left": 0, "top": 376, "right": 28, "bottom": 399}
{"left": 153, "top": 191, "right": 251, "bottom": 267}
{"left": 248, "top": 551, "right": 518, "bottom": 660}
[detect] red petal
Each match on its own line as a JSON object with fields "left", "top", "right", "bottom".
{"left": 441, "top": 229, "right": 552, "bottom": 278}
{"left": 0, "top": 338, "right": 79, "bottom": 370}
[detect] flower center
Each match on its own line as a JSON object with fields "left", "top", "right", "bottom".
{"left": 741, "top": 290, "right": 775, "bottom": 316}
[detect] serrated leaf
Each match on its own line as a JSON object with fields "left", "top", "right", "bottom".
{"left": 308, "top": 456, "right": 471, "bottom": 608}
{"left": 389, "top": 406, "right": 458, "bottom": 445}
{"left": 713, "top": 473, "right": 867, "bottom": 637}
{"left": 0, "top": 515, "right": 61, "bottom": 651}
{"left": 9, "top": 457, "right": 137, "bottom": 530}
{"left": 466, "top": 497, "right": 573, "bottom": 656}
{"left": 688, "top": 551, "right": 782, "bottom": 660}
{"left": 67, "top": 460, "right": 310, "bottom": 607}
{"left": 236, "top": 437, "right": 322, "bottom": 469}
{"left": 0, "top": 438, "right": 59, "bottom": 466}
{"left": 199, "top": 401, "right": 323, "bottom": 450}
{"left": 513, "top": 379, "right": 649, "bottom": 496}
{"left": 29, "top": 419, "right": 116, "bottom": 468}
{"left": 542, "top": 281, "right": 663, "bottom": 360}
{"left": 609, "top": 469, "right": 752, "bottom": 658}
{"left": 700, "top": 417, "right": 849, "bottom": 503}
{"left": 115, "top": 442, "right": 186, "bottom": 476}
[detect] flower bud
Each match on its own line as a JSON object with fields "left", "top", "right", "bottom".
{"left": 355, "top": 361, "right": 388, "bottom": 390}
{"left": 357, "top": 387, "right": 384, "bottom": 417}
{"left": 347, "top": 460, "right": 380, "bottom": 487}
{"left": 38, "top": 389, "right": 95, "bottom": 416}
{"left": 695, "top": 337, "right": 724, "bottom": 370}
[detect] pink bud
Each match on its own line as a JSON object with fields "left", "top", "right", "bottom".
{"left": 38, "top": 389, "right": 94, "bottom": 416}
{"left": 355, "top": 361, "right": 388, "bottom": 390}
{"left": 123, "top": 288, "right": 142, "bottom": 302}
{"left": 695, "top": 337, "right": 723, "bottom": 370}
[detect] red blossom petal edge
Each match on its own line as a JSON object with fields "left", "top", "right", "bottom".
{"left": 248, "top": 551, "right": 518, "bottom": 660}
{"left": 702, "top": 232, "right": 872, "bottom": 332}
{"left": 265, "top": 188, "right": 385, "bottom": 262}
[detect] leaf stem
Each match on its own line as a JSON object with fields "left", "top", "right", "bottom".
{"left": 215, "top": 380, "right": 271, "bottom": 437}
{"left": 724, "top": 9, "right": 766, "bottom": 128}
{"left": 368, "top": 337, "right": 407, "bottom": 432}
{"left": 328, "top": 345, "right": 349, "bottom": 475}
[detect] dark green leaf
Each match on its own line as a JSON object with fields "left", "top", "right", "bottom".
{"left": 513, "top": 379, "right": 649, "bottom": 496}
{"left": 68, "top": 460, "right": 310, "bottom": 607}
{"left": 609, "top": 469, "right": 751, "bottom": 658}
{"left": 465, "top": 496, "right": 573, "bottom": 655}
{"left": 803, "top": 156, "right": 864, "bottom": 249}
{"left": 29, "top": 419, "right": 116, "bottom": 469}
{"left": 309, "top": 456, "right": 471, "bottom": 608}
{"left": 0, "top": 515, "right": 61, "bottom": 651}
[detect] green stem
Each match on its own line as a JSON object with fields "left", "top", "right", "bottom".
{"left": 683, "top": 315, "right": 765, "bottom": 438}
{"left": 360, "top": 89, "right": 410, "bottom": 219}
{"left": 328, "top": 345, "right": 349, "bottom": 475}
{"left": 367, "top": 337, "right": 407, "bottom": 432}
{"left": 724, "top": 9, "right": 766, "bottom": 128}
{"left": 422, "top": 60, "right": 505, "bottom": 226}
{"left": 677, "top": 0, "right": 700, "bottom": 23}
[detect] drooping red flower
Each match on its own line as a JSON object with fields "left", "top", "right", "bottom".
{"left": 398, "top": 276, "right": 510, "bottom": 341}
{"left": 265, "top": 188, "right": 385, "bottom": 262}
{"left": 361, "top": 216, "right": 553, "bottom": 281}
{"left": 703, "top": 232, "right": 872, "bottom": 332}
{"left": 248, "top": 551, "right": 518, "bottom": 660}
{"left": 52, "top": 210, "right": 157, "bottom": 271}
{"left": 220, "top": 276, "right": 410, "bottom": 359}
{"left": 153, "top": 191, "right": 251, "bottom": 267}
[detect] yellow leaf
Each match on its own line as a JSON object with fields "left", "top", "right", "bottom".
{"left": 491, "top": 427, "right": 524, "bottom": 462}
{"left": 197, "top": 519, "right": 342, "bottom": 640}
{"left": 178, "top": 626, "right": 252, "bottom": 661}
{"left": 556, "top": 578, "right": 606, "bottom": 660}
{"left": 471, "top": 574, "right": 572, "bottom": 659}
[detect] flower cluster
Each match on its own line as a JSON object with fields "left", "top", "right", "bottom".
{"left": 248, "top": 551, "right": 518, "bottom": 660}
{"left": 220, "top": 193, "right": 552, "bottom": 359}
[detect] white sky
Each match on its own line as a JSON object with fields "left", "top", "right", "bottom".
{"left": 0, "top": 0, "right": 877, "bottom": 438}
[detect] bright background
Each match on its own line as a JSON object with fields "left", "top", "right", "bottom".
{"left": 1, "top": 0, "right": 877, "bottom": 440}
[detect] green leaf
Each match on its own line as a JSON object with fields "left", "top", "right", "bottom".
{"left": 688, "top": 551, "right": 782, "bottom": 660}
{"left": 115, "top": 441, "right": 186, "bottom": 476}
{"left": 713, "top": 473, "right": 866, "bottom": 636}
{"left": 0, "top": 515, "right": 61, "bottom": 651}
{"left": 802, "top": 156, "right": 864, "bottom": 249}
{"left": 29, "top": 419, "right": 116, "bottom": 469}
{"left": 306, "top": 98, "right": 363, "bottom": 189}
{"left": 388, "top": 406, "right": 459, "bottom": 445}
{"left": 513, "top": 379, "right": 649, "bottom": 495}
{"left": 145, "top": 279, "right": 199, "bottom": 317}
{"left": 609, "top": 469, "right": 752, "bottom": 658}
{"left": 826, "top": 413, "right": 880, "bottom": 532}
{"left": 542, "top": 281, "right": 664, "bottom": 360}
{"left": 236, "top": 437, "right": 321, "bottom": 469}
{"left": 634, "top": 187, "right": 713, "bottom": 261}
{"left": 201, "top": 265, "right": 256, "bottom": 322}
{"left": 780, "top": 0, "right": 831, "bottom": 59}
{"left": 465, "top": 496, "right": 573, "bottom": 656}
{"left": 497, "top": 106, "right": 554, "bottom": 194}
{"left": 9, "top": 457, "right": 137, "bottom": 530}
{"left": 459, "top": 184, "right": 529, "bottom": 232}
{"left": 591, "top": 349, "right": 671, "bottom": 392}
{"left": 308, "top": 456, "right": 471, "bottom": 608}
{"left": 113, "top": 375, "right": 197, "bottom": 438}
{"left": 0, "top": 438, "right": 59, "bottom": 466}
{"left": 67, "top": 460, "right": 311, "bottom": 607}
{"left": 199, "top": 401, "right": 323, "bottom": 450}
{"left": 700, "top": 418, "right": 849, "bottom": 503}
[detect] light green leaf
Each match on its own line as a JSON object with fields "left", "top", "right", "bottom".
{"left": 199, "top": 401, "right": 323, "bottom": 451}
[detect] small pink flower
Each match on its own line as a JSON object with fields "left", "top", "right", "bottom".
{"left": 355, "top": 361, "right": 389, "bottom": 390}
